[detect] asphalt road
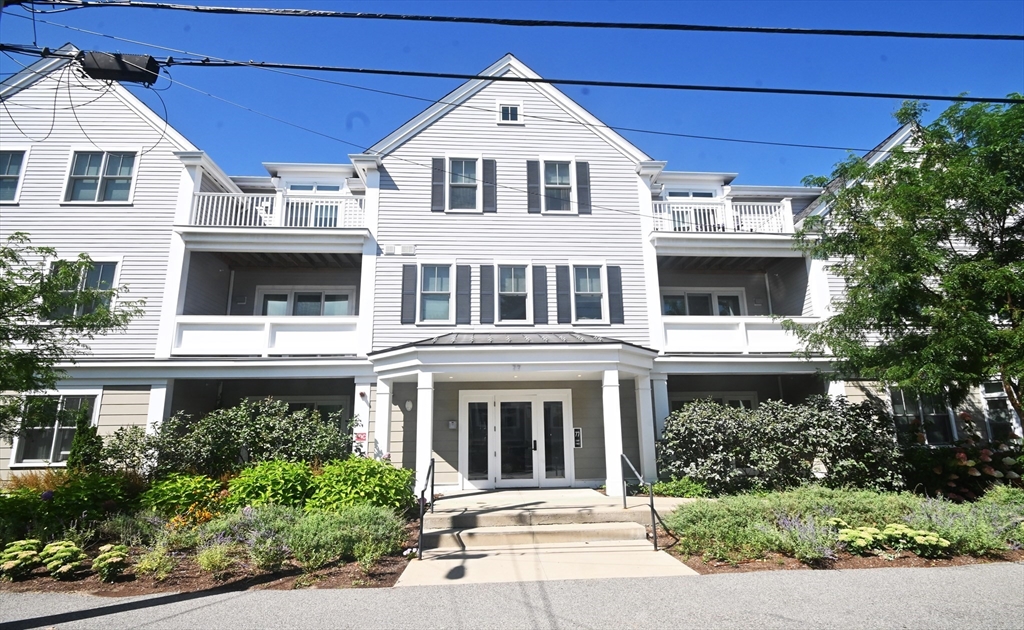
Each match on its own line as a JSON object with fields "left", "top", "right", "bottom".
{"left": 1, "top": 562, "right": 1022, "bottom": 630}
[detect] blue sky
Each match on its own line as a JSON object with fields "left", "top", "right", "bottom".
{"left": 1, "top": 0, "right": 1022, "bottom": 185}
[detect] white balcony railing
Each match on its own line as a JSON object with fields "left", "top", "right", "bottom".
{"left": 653, "top": 201, "right": 794, "bottom": 234}
{"left": 171, "top": 316, "right": 361, "bottom": 357}
{"left": 190, "top": 193, "right": 365, "bottom": 228}
{"left": 663, "top": 316, "right": 817, "bottom": 354}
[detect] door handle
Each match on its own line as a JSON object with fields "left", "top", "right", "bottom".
{"left": 532, "top": 440, "right": 537, "bottom": 451}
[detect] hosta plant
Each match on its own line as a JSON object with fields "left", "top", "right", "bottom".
{"left": 0, "top": 539, "right": 43, "bottom": 580}
{"left": 92, "top": 544, "right": 130, "bottom": 582}
{"left": 39, "top": 540, "right": 88, "bottom": 580}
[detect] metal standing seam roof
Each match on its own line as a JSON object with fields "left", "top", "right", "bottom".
{"left": 368, "top": 332, "right": 656, "bottom": 355}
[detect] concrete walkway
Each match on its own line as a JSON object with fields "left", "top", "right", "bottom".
{"left": 1, "top": 563, "right": 1021, "bottom": 629}
{"left": 398, "top": 539, "right": 698, "bottom": 586}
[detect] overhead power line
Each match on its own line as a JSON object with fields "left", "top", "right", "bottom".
{"left": 18, "top": 0, "right": 1024, "bottom": 41}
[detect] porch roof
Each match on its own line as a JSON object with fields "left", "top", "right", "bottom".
{"left": 369, "top": 332, "right": 656, "bottom": 356}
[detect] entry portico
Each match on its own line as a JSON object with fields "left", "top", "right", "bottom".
{"left": 369, "top": 333, "right": 658, "bottom": 497}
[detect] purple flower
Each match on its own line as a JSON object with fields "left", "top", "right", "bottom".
{"left": 40, "top": 490, "right": 54, "bottom": 502}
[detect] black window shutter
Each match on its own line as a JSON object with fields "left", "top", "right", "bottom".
{"left": 555, "top": 265, "right": 571, "bottom": 324}
{"left": 431, "top": 158, "right": 445, "bottom": 212}
{"left": 401, "top": 264, "right": 418, "bottom": 324}
{"left": 608, "top": 265, "right": 624, "bottom": 324}
{"left": 533, "top": 265, "right": 548, "bottom": 324}
{"left": 482, "top": 159, "right": 497, "bottom": 213}
{"left": 456, "top": 265, "right": 471, "bottom": 324}
{"left": 526, "top": 160, "right": 541, "bottom": 213}
{"left": 576, "top": 161, "right": 591, "bottom": 214}
{"left": 479, "top": 265, "right": 495, "bottom": 324}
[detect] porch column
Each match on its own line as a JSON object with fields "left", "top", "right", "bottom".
{"left": 652, "top": 374, "right": 670, "bottom": 438}
{"left": 145, "top": 381, "right": 170, "bottom": 435}
{"left": 353, "top": 379, "right": 373, "bottom": 456}
{"left": 374, "top": 378, "right": 392, "bottom": 458}
{"left": 415, "top": 371, "right": 434, "bottom": 495}
{"left": 602, "top": 370, "right": 625, "bottom": 497}
{"left": 635, "top": 376, "right": 658, "bottom": 482}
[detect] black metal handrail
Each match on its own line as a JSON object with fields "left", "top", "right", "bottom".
{"left": 417, "top": 457, "right": 435, "bottom": 561}
{"left": 620, "top": 453, "right": 660, "bottom": 551}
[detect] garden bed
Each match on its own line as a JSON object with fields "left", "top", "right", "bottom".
{"left": 675, "top": 549, "right": 1024, "bottom": 575}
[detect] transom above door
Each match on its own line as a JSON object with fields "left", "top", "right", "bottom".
{"left": 458, "top": 389, "right": 574, "bottom": 490}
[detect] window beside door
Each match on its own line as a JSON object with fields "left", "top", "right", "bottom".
{"left": 255, "top": 286, "right": 356, "bottom": 316}
{"left": 662, "top": 289, "right": 744, "bottom": 316}
{"left": 982, "top": 381, "right": 1019, "bottom": 442}
{"left": 14, "top": 395, "right": 96, "bottom": 464}
{"left": 890, "top": 388, "right": 954, "bottom": 445}
{"left": 670, "top": 393, "right": 757, "bottom": 412}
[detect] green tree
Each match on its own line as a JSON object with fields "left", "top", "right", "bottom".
{"left": 0, "top": 233, "right": 143, "bottom": 439}
{"left": 794, "top": 97, "right": 1024, "bottom": 421}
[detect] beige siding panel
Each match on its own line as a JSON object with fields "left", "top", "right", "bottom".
{"left": 374, "top": 77, "right": 649, "bottom": 351}
{"left": 843, "top": 381, "right": 887, "bottom": 405}
{"left": 389, "top": 383, "right": 417, "bottom": 470}
{"left": 0, "top": 72, "right": 193, "bottom": 358}
{"left": 620, "top": 381, "right": 641, "bottom": 474}
{"left": 0, "top": 443, "right": 12, "bottom": 482}
{"left": 97, "top": 386, "right": 151, "bottom": 437}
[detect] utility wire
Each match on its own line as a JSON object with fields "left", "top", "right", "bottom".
{"left": 21, "top": 0, "right": 1024, "bottom": 41}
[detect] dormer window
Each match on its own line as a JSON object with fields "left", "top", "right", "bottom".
{"left": 288, "top": 184, "right": 342, "bottom": 193}
{"left": 497, "top": 102, "right": 524, "bottom": 125}
{"left": 668, "top": 190, "right": 715, "bottom": 199}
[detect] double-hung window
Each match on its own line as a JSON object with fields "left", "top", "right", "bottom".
{"left": 420, "top": 265, "right": 452, "bottom": 322}
{"left": 65, "top": 152, "right": 136, "bottom": 202}
{"left": 0, "top": 150, "right": 25, "bottom": 202}
{"left": 662, "top": 290, "right": 744, "bottom": 316}
{"left": 256, "top": 287, "right": 355, "bottom": 316}
{"left": 890, "top": 388, "right": 954, "bottom": 445}
{"left": 573, "top": 265, "right": 603, "bottom": 321}
{"left": 982, "top": 381, "right": 1019, "bottom": 442}
{"left": 498, "top": 265, "right": 529, "bottom": 322}
{"left": 449, "top": 159, "right": 478, "bottom": 210}
{"left": 48, "top": 261, "right": 118, "bottom": 319}
{"left": 15, "top": 395, "right": 95, "bottom": 464}
{"left": 544, "top": 162, "right": 572, "bottom": 211}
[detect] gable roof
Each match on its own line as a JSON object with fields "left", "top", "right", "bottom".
{"left": 366, "top": 54, "right": 652, "bottom": 163}
{"left": 0, "top": 43, "right": 198, "bottom": 153}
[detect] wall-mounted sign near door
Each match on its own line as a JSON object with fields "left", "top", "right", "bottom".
{"left": 573, "top": 427, "right": 583, "bottom": 448}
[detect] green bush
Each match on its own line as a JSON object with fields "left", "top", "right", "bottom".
{"left": 66, "top": 405, "right": 104, "bottom": 474}
{"left": 39, "top": 540, "right": 87, "bottom": 580}
{"left": 196, "top": 544, "right": 235, "bottom": 575}
{"left": 837, "top": 523, "right": 951, "bottom": 558}
{"left": 306, "top": 457, "right": 415, "bottom": 513}
{"left": 227, "top": 461, "right": 314, "bottom": 509}
{"left": 652, "top": 476, "right": 709, "bottom": 498}
{"left": 657, "top": 397, "right": 905, "bottom": 495}
{"left": 979, "top": 485, "right": 1024, "bottom": 507}
{"left": 0, "top": 490, "right": 43, "bottom": 545}
{"left": 97, "top": 512, "right": 164, "bottom": 547}
{"left": 903, "top": 443, "right": 1023, "bottom": 502}
{"left": 92, "top": 544, "right": 129, "bottom": 582}
{"left": 135, "top": 547, "right": 175, "bottom": 581}
{"left": 0, "top": 539, "right": 43, "bottom": 580}
{"left": 287, "top": 505, "right": 405, "bottom": 572}
{"left": 199, "top": 505, "right": 302, "bottom": 546}
{"left": 906, "top": 499, "right": 1019, "bottom": 556}
{"left": 141, "top": 474, "right": 223, "bottom": 517}
{"left": 100, "top": 426, "right": 152, "bottom": 476}
{"left": 151, "top": 399, "right": 354, "bottom": 477}
{"left": 249, "top": 532, "right": 288, "bottom": 572}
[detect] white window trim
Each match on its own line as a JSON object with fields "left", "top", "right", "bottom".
{"left": 671, "top": 391, "right": 759, "bottom": 409}
{"left": 570, "top": 261, "right": 608, "bottom": 325}
{"left": 444, "top": 153, "right": 484, "bottom": 214}
{"left": 249, "top": 395, "right": 352, "bottom": 420}
{"left": 661, "top": 287, "right": 747, "bottom": 316}
{"left": 494, "top": 261, "right": 534, "bottom": 325}
{"left": 284, "top": 181, "right": 347, "bottom": 194}
{"left": 253, "top": 285, "right": 357, "bottom": 317}
{"left": 10, "top": 388, "right": 103, "bottom": 468}
{"left": 45, "top": 255, "right": 125, "bottom": 316}
{"left": 980, "top": 381, "right": 1022, "bottom": 441}
{"left": 887, "top": 388, "right": 957, "bottom": 446}
{"left": 540, "top": 155, "right": 577, "bottom": 214}
{"left": 417, "top": 261, "right": 456, "bottom": 325}
{"left": 496, "top": 100, "right": 525, "bottom": 126}
{"left": 59, "top": 146, "right": 142, "bottom": 206}
{"left": 664, "top": 189, "right": 720, "bottom": 200}
{"left": 0, "top": 145, "right": 31, "bottom": 205}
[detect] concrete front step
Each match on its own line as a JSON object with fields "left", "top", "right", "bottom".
{"left": 423, "top": 507, "right": 659, "bottom": 530}
{"left": 421, "top": 522, "right": 648, "bottom": 550}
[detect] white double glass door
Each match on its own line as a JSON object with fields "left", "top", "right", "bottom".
{"left": 459, "top": 390, "right": 574, "bottom": 489}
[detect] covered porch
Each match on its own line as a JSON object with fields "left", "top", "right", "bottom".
{"left": 370, "top": 333, "right": 659, "bottom": 497}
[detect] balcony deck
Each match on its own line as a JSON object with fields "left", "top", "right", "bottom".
{"left": 190, "top": 192, "right": 365, "bottom": 228}
{"left": 171, "top": 316, "right": 361, "bottom": 357}
{"left": 663, "top": 316, "right": 817, "bottom": 354}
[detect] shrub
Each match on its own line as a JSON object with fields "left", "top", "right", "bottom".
{"left": 150, "top": 399, "right": 354, "bottom": 477}
{"left": 3, "top": 468, "right": 70, "bottom": 493}
{"left": 39, "top": 540, "right": 87, "bottom": 579}
{"left": 227, "top": 461, "right": 314, "bottom": 509}
{"left": 249, "top": 532, "right": 288, "bottom": 572}
{"left": 651, "top": 476, "right": 709, "bottom": 498}
{"left": 657, "top": 397, "right": 905, "bottom": 495}
{"left": 903, "top": 442, "right": 1023, "bottom": 502}
{"left": 199, "top": 505, "right": 302, "bottom": 546}
{"left": 157, "top": 523, "right": 202, "bottom": 552}
{"left": 306, "top": 458, "right": 415, "bottom": 513}
{"left": 97, "top": 512, "right": 164, "bottom": 547}
{"left": 196, "top": 544, "right": 235, "bottom": 575}
{"left": 100, "top": 426, "right": 152, "bottom": 477}
{"left": 92, "top": 544, "right": 129, "bottom": 582}
{"left": 979, "top": 485, "right": 1024, "bottom": 507}
{"left": 0, "top": 490, "right": 43, "bottom": 545}
{"left": 0, "top": 539, "right": 43, "bottom": 580}
{"left": 66, "top": 406, "right": 104, "bottom": 474}
{"left": 288, "top": 512, "right": 355, "bottom": 571}
{"left": 141, "top": 474, "right": 223, "bottom": 518}
{"left": 837, "top": 523, "right": 951, "bottom": 558}
{"left": 906, "top": 498, "right": 1018, "bottom": 556}
{"left": 135, "top": 548, "right": 175, "bottom": 581}
{"left": 771, "top": 514, "right": 839, "bottom": 566}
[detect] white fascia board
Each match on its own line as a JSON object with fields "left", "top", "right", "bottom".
{"left": 650, "top": 232, "right": 805, "bottom": 258}
{"left": 58, "top": 358, "right": 375, "bottom": 380}
{"left": 263, "top": 163, "right": 358, "bottom": 178}
{"left": 729, "top": 185, "right": 823, "bottom": 198}
{"left": 656, "top": 171, "right": 739, "bottom": 186}
{"left": 175, "top": 151, "right": 242, "bottom": 193}
{"left": 653, "top": 355, "right": 834, "bottom": 375}
{"left": 0, "top": 44, "right": 77, "bottom": 99}
{"left": 366, "top": 54, "right": 651, "bottom": 164}
{"left": 173, "top": 226, "right": 369, "bottom": 252}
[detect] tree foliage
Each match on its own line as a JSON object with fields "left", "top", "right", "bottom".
{"left": 0, "top": 233, "right": 143, "bottom": 438}
{"left": 795, "top": 97, "right": 1024, "bottom": 417}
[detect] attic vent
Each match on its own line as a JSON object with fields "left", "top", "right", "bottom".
{"left": 79, "top": 52, "right": 160, "bottom": 85}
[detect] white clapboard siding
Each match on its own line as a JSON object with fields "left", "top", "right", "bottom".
{"left": 0, "top": 68, "right": 194, "bottom": 358}
{"left": 373, "top": 77, "right": 649, "bottom": 350}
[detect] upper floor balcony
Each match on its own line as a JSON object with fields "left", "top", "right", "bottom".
{"left": 190, "top": 192, "right": 365, "bottom": 229}
{"left": 651, "top": 199, "right": 801, "bottom": 258}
